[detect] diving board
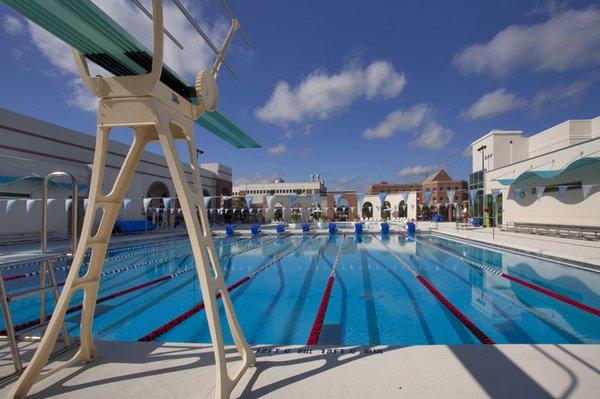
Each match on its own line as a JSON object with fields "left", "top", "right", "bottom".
{"left": 2, "top": 1, "right": 256, "bottom": 398}
{"left": 2, "top": 0, "right": 260, "bottom": 149}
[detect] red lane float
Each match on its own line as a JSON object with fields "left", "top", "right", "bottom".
{"left": 306, "top": 275, "right": 335, "bottom": 345}
{"left": 416, "top": 275, "right": 495, "bottom": 344}
{"left": 418, "top": 237, "right": 600, "bottom": 318}
{"left": 306, "top": 234, "right": 346, "bottom": 345}
{"left": 501, "top": 273, "right": 600, "bottom": 317}
{"left": 374, "top": 234, "right": 495, "bottom": 345}
{"left": 138, "top": 234, "right": 317, "bottom": 342}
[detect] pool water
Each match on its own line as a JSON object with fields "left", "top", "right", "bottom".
{"left": 2, "top": 233, "right": 599, "bottom": 345}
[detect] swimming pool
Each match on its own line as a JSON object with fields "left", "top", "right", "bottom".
{"left": 2, "top": 233, "right": 599, "bottom": 346}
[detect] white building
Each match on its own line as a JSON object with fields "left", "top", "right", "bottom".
{"left": 470, "top": 115, "right": 600, "bottom": 227}
{"left": 0, "top": 108, "right": 232, "bottom": 241}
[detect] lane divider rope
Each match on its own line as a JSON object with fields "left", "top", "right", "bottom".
{"left": 0, "top": 235, "right": 286, "bottom": 335}
{"left": 374, "top": 234, "right": 495, "bottom": 344}
{"left": 307, "top": 234, "right": 345, "bottom": 345}
{"left": 138, "top": 234, "right": 319, "bottom": 342}
{"left": 417, "top": 237, "right": 600, "bottom": 318}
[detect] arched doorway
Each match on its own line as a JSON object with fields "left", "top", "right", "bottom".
{"left": 335, "top": 197, "right": 349, "bottom": 221}
{"left": 381, "top": 201, "right": 391, "bottom": 220}
{"left": 146, "top": 181, "right": 170, "bottom": 227}
{"left": 273, "top": 202, "right": 284, "bottom": 221}
{"left": 362, "top": 202, "right": 373, "bottom": 219}
{"left": 398, "top": 201, "right": 407, "bottom": 218}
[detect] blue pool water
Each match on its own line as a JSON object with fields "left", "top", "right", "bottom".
{"left": 2, "top": 233, "right": 599, "bottom": 345}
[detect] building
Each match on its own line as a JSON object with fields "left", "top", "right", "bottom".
{"left": 365, "top": 169, "right": 468, "bottom": 221}
{"left": 469, "top": 115, "right": 600, "bottom": 227}
{"left": 0, "top": 108, "right": 232, "bottom": 240}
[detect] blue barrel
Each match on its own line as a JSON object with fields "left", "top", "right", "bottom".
{"left": 354, "top": 223, "right": 363, "bottom": 235}
{"left": 406, "top": 221, "right": 416, "bottom": 235}
{"left": 380, "top": 222, "right": 390, "bottom": 235}
{"left": 251, "top": 224, "right": 261, "bottom": 236}
{"left": 328, "top": 223, "right": 337, "bottom": 234}
{"left": 226, "top": 224, "right": 236, "bottom": 237}
{"left": 276, "top": 224, "right": 286, "bottom": 233}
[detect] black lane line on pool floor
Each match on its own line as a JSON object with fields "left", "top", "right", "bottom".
{"left": 372, "top": 234, "right": 495, "bottom": 345}
{"left": 416, "top": 236, "right": 600, "bottom": 318}
{"left": 0, "top": 235, "right": 289, "bottom": 336}
{"left": 138, "top": 234, "right": 319, "bottom": 342}
{"left": 306, "top": 234, "right": 346, "bottom": 345}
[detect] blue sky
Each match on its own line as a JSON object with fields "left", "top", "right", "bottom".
{"left": 1, "top": 0, "right": 599, "bottom": 191}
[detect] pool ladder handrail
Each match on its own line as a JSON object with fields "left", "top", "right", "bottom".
{"left": 0, "top": 254, "right": 74, "bottom": 377}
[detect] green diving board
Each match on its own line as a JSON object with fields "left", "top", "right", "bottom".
{"left": 1, "top": 0, "right": 260, "bottom": 149}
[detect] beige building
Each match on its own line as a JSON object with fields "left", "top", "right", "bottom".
{"left": 470, "top": 115, "right": 600, "bottom": 227}
{"left": 0, "top": 108, "right": 232, "bottom": 241}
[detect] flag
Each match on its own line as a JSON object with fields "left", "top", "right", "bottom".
{"left": 378, "top": 191, "right": 387, "bottom": 205}
{"left": 491, "top": 189, "right": 500, "bottom": 202}
{"left": 46, "top": 198, "right": 55, "bottom": 206}
{"left": 536, "top": 187, "right": 545, "bottom": 201}
{"left": 399, "top": 191, "right": 409, "bottom": 203}
{"left": 582, "top": 184, "right": 593, "bottom": 199}
{"left": 162, "top": 197, "right": 172, "bottom": 209}
{"left": 65, "top": 198, "right": 72, "bottom": 212}
{"left": 423, "top": 191, "right": 432, "bottom": 204}
{"left": 265, "top": 195, "right": 275, "bottom": 209}
{"left": 84, "top": 199, "right": 89, "bottom": 211}
{"left": 5, "top": 199, "right": 16, "bottom": 213}
{"left": 26, "top": 199, "right": 36, "bottom": 213}
{"left": 143, "top": 198, "right": 152, "bottom": 212}
{"left": 311, "top": 194, "right": 320, "bottom": 205}
{"left": 334, "top": 194, "right": 343, "bottom": 206}
{"left": 558, "top": 185, "right": 568, "bottom": 199}
{"left": 513, "top": 188, "right": 523, "bottom": 199}
{"left": 469, "top": 189, "right": 479, "bottom": 205}
{"left": 446, "top": 189, "right": 456, "bottom": 203}
{"left": 356, "top": 193, "right": 365, "bottom": 205}
{"left": 288, "top": 193, "right": 298, "bottom": 205}
{"left": 123, "top": 198, "right": 131, "bottom": 210}
{"left": 204, "top": 196, "right": 212, "bottom": 207}
{"left": 245, "top": 195, "right": 253, "bottom": 208}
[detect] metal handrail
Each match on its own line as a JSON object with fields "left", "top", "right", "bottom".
{"left": 42, "top": 172, "right": 78, "bottom": 254}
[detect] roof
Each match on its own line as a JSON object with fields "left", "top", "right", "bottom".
{"left": 421, "top": 168, "right": 453, "bottom": 183}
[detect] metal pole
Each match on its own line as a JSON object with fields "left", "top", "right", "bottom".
{"left": 42, "top": 171, "right": 78, "bottom": 254}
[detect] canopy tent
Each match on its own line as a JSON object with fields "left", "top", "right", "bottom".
{"left": 2, "top": 0, "right": 260, "bottom": 149}
{"left": 494, "top": 157, "right": 600, "bottom": 186}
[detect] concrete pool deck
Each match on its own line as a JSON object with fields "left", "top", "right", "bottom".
{"left": 0, "top": 341, "right": 599, "bottom": 398}
{"left": 425, "top": 222, "right": 600, "bottom": 269}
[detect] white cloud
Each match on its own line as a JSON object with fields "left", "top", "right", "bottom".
{"left": 462, "top": 146, "right": 472, "bottom": 158}
{"left": 531, "top": 74, "right": 598, "bottom": 112}
{"left": 255, "top": 60, "right": 406, "bottom": 125}
{"left": 453, "top": 7, "right": 600, "bottom": 76}
{"left": 18, "top": 0, "right": 227, "bottom": 112}
{"left": 299, "top": 147, "right": 313, "bottom": 156}
{"left": 410, "top": 122, "right": 453, "bottom": 150}
{"left": 2, "top": 15, "right": 24, "bottom": 36}
{"left": 362, "top": 104, "right": 430, "bottom": 139}
{"left": 235, "top": 172, "right": 280, "bottom": 185}
{"left": 461, "top": 88, "right": 527, "bottom": 120}
{"left": 396, "top": 165, "right": 437, "bottom": 178}
{"left": 267, "top": 144, "right": 287, "bottom": 155}
{"left": 362, "top": 104, "right": 453, "bottom": 150}
{"left": 65, "top": 79, "right": 99, "bottom": 112}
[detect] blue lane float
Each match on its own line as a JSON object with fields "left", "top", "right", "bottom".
{"left": 251, "top": 224, "right": 261, "bottom": 236}
{"left": 276, "top": 224, "right": 286, "bottom": 233}
{"left": 354, "top": 222, "right": 363, "bottom": 235}
{"left": 226, "top": 224, "right": 236, "bottom": 237}
{"left": 380, "top": 222, "right": 390, "bottom": 235}
{"left": 406, "top": 221, "right": 416, "bottom": 235}
{"left": 328, "top": 223, "right": 338, "bottom": 235}
{"left": 302, "top": 223, "right": 311, "bottom": 232}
